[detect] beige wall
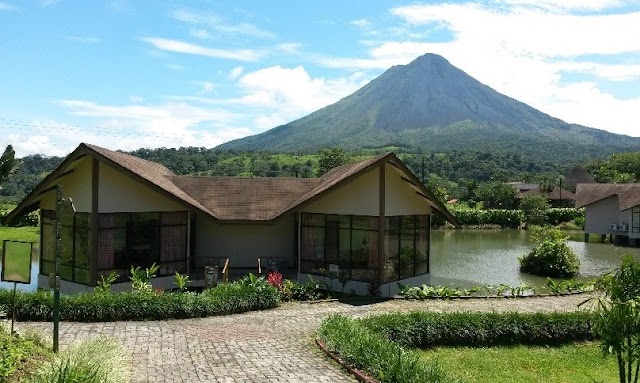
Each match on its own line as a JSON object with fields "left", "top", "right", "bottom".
{"left": 585, "top": 195, "right": 621, "bottom": 234}
{"left": 304, "top": 167, "right": 380, "bottom": 215}
{"left": 98, "top": 162, "right": 183, "bottom": 212}
{"left": 303, "top": 164, "right": 431, "bottom": 216}
{"left": 385, "top": 165, "right": 432, "bottom": 216}
{"left": 39, "top": 157, "right": 93, "bottom": 212}
{"left": 194, "top": 212, "right": 296, "bottom": 269}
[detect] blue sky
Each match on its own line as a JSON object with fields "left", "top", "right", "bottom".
{"left": 1, "top": 0, "right": 640, "bottom": 156}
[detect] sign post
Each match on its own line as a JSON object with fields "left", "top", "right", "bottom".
{"left": 52, "top": 185, "right": 75, "bottom": 353}
{"left": 1, "top": 240, "right": 34, "bottom": 334}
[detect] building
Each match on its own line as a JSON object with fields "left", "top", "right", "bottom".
{"left": 576, "top": 183, "right": 640, "bottom": 243}
{"left": 4, "top": 143, "right": 457, "bottom": 295}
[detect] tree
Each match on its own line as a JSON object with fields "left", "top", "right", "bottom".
{"left": 520, "top": 194, "right": 550, "bottom": 226}
{"left": 474, "top": 182, "right": 518, "bottom": 209}
{"left": 317, "top": 148, "right": 349, "bottom": 176}
{"left": 609, "top": 152, "right": 640, "bottom": 181}
{"left": 0, "top": 144, "right": 17, "bottom": 185}
{"left": 591, "top": 256, "right": 640, "bottom": 383}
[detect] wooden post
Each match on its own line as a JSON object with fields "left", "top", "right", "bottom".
{"left": 90, "top": 158, "right": 99, "bottom": 286}
{"left": 377, "top": 164, "right": 386, "bottom": 292}
{"left": 222, "top": 258, "right": 229, "bottom": 282}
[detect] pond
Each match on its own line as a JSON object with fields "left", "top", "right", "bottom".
{"left": 430, "top": 229, "right": 640, "bottom": 289}
{"left": 2, "top": 229, "right": 639, "bottom": 292}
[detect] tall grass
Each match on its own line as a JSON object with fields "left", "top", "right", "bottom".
{"left": 28, "top": 337, "right": 129, "bottom": 383}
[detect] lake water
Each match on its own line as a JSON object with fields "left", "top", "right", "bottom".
{"left": 430, "top": 229, "right": 640, "bottom": 288}
{"left": 2, "top": 230, "right": 639, "bottom": 292}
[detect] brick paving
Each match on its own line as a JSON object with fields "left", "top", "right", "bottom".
{"left": 14, "top": 294, "right": 591, "bottom": 383}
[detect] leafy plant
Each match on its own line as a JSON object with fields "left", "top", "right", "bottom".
{"left": 519, "top": 226, "right": 580, "bottom": 277}
{"left": 173, "top": 272, "right": 190, "bottom": 292}
{"left": 520, "top": 194, "right": 550, "bottom": 226}
{"left": 587, "top": 256, "right": 640, "bottom": 383}
{"left": 95, "top": 271, "right": 119, "bottom": 293}
{"left": 129, "top": 263, "right": 159, "bottom": 293}
{"left": 28, "top": 337, "right": 129, "bottom": 383}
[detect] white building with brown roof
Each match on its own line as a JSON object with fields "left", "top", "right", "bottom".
{"left": 576, "top": 183, "right": 640, "bottom": 240}
{"left": 4, "top": 143, "right": 457, "bottom": 296}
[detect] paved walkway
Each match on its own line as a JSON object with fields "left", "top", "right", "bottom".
{"left": 15, "top": 295, "right": 591, "bottom": 383}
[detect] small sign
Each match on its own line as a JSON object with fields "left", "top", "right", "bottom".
{"left": 1, "top": 240, "right": 33, "bottom": 284}
{"left": 328, "top": 263, "right": 339, "bottom": 276}
{"left": 204, "top": 265, "right": 219, "bottom": 288}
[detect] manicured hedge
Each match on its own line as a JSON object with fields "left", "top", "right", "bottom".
{"left": 318, "top": 315, "right": 448, "bottom": 383}
{"left": 432, "top": 208, "right": 584, "bottom": 228}
{"left": 318, "top": 311, "right": 595, "bottom": 383}
{"left": 361, "top": 311, "right": 595, "bottom": 348}
{"left": 545, "top": 208, "right": 585, "bottom": 225}
{"left": 0, "top": 282, "right": 280, "bottom": 322}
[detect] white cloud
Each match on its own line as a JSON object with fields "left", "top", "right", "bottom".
{"left": 498, "top": 0, "right": 623, "bottom": 11}
{"left": 189, "top": 29, "right": 213, "bottom": 40}
{"left": 198, "top": 82, "right": 215, "bottom": 94}
{"left": 166, "top": 64, "right": 185, "bottom": 70}
{"left": 140, "top": 37, "right": 263, "bottom": 61}
{"left": 171, "top": 9, "right": 275, "bottom": 39}
{"left": 350, "top": 18, "right": 372, "bottom": 28}
{"left": 0, "top": 2, "right": 16, "bottom": 10}
{"left": 53, "top": 100, "right": 251, "bottom": 150}
{"left": 41, "top": 0, "right": 61, "bottom": 7}
{"left": 129, "top": 96, "right": 144, "bottom": 103}
{"left": 276, "top": 43, "right": 303, "bottom": 55}
{"left": 235, "top": 66, "right": 371, "bottom": 129}
{"left": 229, "top": 66, "right": 244, "bottom": 79}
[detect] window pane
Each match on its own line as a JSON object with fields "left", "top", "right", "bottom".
{"left": 326, "top": 215, "right": 350, "bottom": 229}
{"left": 302, "top": 213, "right": 324, "bottom": 227}
{"left": 301, "top": 227, "right": 324, "bottom": 262}
{"left": 415, "top": 227, "right": 429, "bottom": 275}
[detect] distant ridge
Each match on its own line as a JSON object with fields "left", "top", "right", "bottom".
{"left": 218, "top": 53, "right": 640, "bottom": 162}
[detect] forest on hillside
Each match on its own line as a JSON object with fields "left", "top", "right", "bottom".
{"left": 1, "top": 146, "right": 638, "bottom": 205}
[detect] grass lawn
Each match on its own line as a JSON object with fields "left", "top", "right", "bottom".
{"left": 420, "top": 342, "right": 616, "bottom": 383}
{"left": 0, "top": 226, "right": 39, "bottom": 244}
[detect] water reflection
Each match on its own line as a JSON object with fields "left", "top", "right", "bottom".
{"left": 430, "top": 229, "right": 640, "bottom": 289}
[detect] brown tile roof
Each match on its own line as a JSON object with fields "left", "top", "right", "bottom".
{"left": 4, "top": 144, "right": 458, "bottom": 226}
{"left": 576, "top": 183, "right": 640, "bottom": 211}
{"left": 169, "top": 176, "right": 322, "bottom": 221}
{"left": 518, "top": 187, "right": 576, "bottom": 201}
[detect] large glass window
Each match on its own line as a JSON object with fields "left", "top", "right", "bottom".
{"left": 633, "top": 207, "right": 640, "bottom": 233}
{"left": 41, "top": 210, "right": 187, "bottom": 286}
{"left": 300, "top": 213, "right": 429, "bottom": 284}
{"left": 40, "top": 210, "right": 91, "bottom": 284}
{"left": 97, "top": 211, "right": 187, "bottom": 281}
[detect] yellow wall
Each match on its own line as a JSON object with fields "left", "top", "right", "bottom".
{"left": 194, "top": 213, "right": 296, "bottom": 268}
{"left": 39, "top": 157, "right": 93, "bottom": 212}
{"left": 303, "top": 163, "right": 431, "bottom": 216}
{"left": 385, "top": 165, "right": 432, "bottom": 216}
{"left": 98, "top": 162, "right": 183, "bottom": 212}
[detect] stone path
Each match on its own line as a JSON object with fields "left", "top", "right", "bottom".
{"left": 14, "top": 294, "right": 591, "bottom": 383}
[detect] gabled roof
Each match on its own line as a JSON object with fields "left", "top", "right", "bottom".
{"left": 5, "top": 143, "right": 458, "bottom": 225}
{"left": 518, "top": 186, "right": 576, "bottom": 201}
{"left": 576, "top": 183, "right": 640, "bottom": 211}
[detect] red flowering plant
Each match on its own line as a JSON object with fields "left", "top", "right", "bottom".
{"left": 267, "top": 271, "right": 283, "bottom": 288}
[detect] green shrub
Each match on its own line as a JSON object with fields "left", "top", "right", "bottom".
{"left": 318, "top": 315, "right": 448, "bottom": 383}
{"left": 546, "top": 208, "right": 585, "bottom": 225}
{"left": 28, "top": 337, "right": 128, "bottom": 383}
{"left": 1, "top": 324, "right": 51, "bottom": 380}
{"left": 519, "top": 226, "right": 580, "bottom": 277}
{"left": 0, "top": 279, "right": 280, "bottom": 322}
{"left": 361, "top": 311, "right": 595, "bottom": 348}
{"left": 520, "top": 195, "right": 550, "bottom": 226}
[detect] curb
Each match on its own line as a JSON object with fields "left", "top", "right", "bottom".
{"left": 315, "top": 338, "right": 378, "bottom": 383}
